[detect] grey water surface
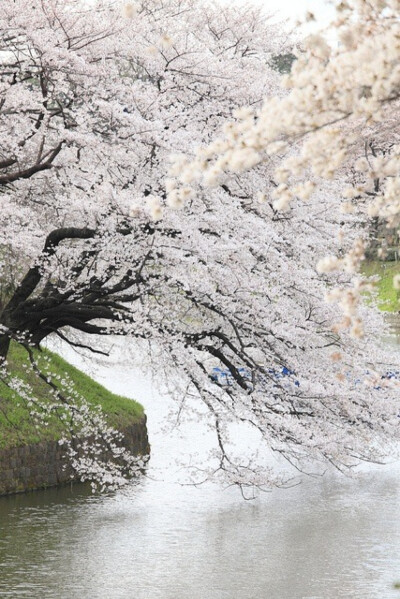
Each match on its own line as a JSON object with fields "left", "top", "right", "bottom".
{"left": 1, "top": 341, "right": 400, "bottom": 599}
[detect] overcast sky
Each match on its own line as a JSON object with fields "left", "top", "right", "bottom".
{"left": 262, "top": 0, "right": 335, "bottom": 23}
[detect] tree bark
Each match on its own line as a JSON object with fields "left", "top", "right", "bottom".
{"left": 0, "top": 334, "right": 11, "bottom": 362}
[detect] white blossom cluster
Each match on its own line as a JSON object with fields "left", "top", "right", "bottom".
{"left": 170, "top": 0, "right": 400, "bottom": 335}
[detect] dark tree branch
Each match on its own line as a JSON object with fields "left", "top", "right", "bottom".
{"left": 0, "top": 142, "right": 63, "bottom": 186}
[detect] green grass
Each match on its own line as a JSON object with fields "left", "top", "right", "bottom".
{"left": 0, "top": 342, "right": 144, "bottom": 450}
{"left": 362, "top": 260, "right": 400, "bottom": 312}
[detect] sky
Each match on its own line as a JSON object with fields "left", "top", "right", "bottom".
{"left": 262, "top": 0, "right": 335, "bottom": 23}
{"left": 264, "top": 0, "right": 333, "bottom": 22}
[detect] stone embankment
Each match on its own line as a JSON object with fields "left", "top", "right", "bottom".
{"left": 0, "top": 417, "right": 149, "bottom": 495}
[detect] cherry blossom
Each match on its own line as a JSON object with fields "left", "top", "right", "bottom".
{"left": 1, "top": 0, "right": 399, "bottom": 491}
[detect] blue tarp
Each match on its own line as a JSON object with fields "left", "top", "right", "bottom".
{"left": 211, "top": 367, "right": 399, "bottom": 389}
{"left": 210, "top": 366, "right": 300, "bottom": 388}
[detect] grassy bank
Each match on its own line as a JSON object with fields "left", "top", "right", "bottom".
{"left": 362, "top": 260, "right": 400, "bottom": 312}
{"left": 0, "top": 342, "right": 144, "bottom": 450}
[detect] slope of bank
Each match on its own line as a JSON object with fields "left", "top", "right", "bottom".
{"left": 0, "top": 342, "right": 149, "bottom": 495}
{"left": 363, "top": 260, "right": 400, "bottom": 312}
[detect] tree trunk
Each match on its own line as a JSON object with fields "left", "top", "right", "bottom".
{"left": 0, "top": 334, "right": 11, "bottom": 362}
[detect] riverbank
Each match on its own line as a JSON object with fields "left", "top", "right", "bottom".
{"left": 0, "top": 342, "right": 149, "bottom": 495}
{"left": 362, "top": 260, "right": 400, "bottom": 312}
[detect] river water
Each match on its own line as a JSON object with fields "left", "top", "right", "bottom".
{"left": 1, "top": 341, "right": 400, "bottom": 599}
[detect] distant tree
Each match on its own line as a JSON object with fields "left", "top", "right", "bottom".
{"left": 269, "top": 52, "right": 296, "bottom": 74}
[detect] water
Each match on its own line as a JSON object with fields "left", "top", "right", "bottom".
{"left": 1, "top": 342, "right": 400, "bottom": 598}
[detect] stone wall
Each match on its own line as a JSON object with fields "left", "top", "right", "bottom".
{"left": 0, "top": 416, "right": 149, "bottom": 495}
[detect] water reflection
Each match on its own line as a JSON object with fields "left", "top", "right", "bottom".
{"left": 0, "top": 342, "right": 400, "bottom": 598}
{"left": 1, "top": 469, "right": 400, "bottom": 598}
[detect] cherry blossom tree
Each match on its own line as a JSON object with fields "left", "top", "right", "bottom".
{"left": 1, "top": 0, "right": 399, "bottom": 492}
{"left": 172, "top": 0, "right": 400, "bottom": 335}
